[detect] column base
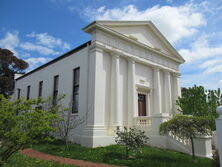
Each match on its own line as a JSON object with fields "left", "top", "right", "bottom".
{"left": 148, "top": 113, "right": 170, "bottom": 148}
{"left": 81, "top": 125, "right": 115, "bottom": 147}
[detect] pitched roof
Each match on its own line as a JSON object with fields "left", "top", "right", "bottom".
{"left": 16, "top": 41, "right": 91, "bottom": 81}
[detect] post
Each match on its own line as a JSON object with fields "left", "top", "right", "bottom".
{"left": 216, "top": 106, "right": 222, "bottom": 166}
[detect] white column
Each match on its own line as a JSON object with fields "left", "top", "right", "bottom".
{"left": 150, "top": 68, "right": 169, "bottom": 148}
{"left": 127, "top": 59, "right": 137, "bottom": 127}
{"left": 173, "top": 73, "right": 181, "bottom": 98}
{"left": 173, "top": 73, "right": 181, "bottom": 115}
{"left": 164, "top": 71, "right": 172, "bottom": 116}
{"left": 216, "top": 106, "right": 222, "bottom": 166}
{"left": 110, "top": 54, "right": 121, "bottom": 127}
{"left": 147, "top": 92, "right": 152, "bottom": 116}
{"left": 153, "top": 68, "right": 162, "bottom": 114}
{"left": 86, "top": 47, "right": 105, "bottom": 127}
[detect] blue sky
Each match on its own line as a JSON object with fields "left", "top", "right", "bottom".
{"left": 1, "top": 0, "right": 222, "bottom": 89}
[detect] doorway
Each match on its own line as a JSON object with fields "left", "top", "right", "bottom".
{"left": 138, "top": 94, "right": 146, "bottom": 116}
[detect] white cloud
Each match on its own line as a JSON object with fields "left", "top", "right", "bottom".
{"left": 27, "top": 32, "right": 71, "bottom": 50}
{"left": 83, "top": 4, "right": 206, "bottom": 43}
{"left": 0, "top": 31, "right": 71, "bottom": 58}
{"left": 204, "top": 64, "right": 222, "bottom": 74}
{"left": 0, "top": 31, "right": 20, "bottom": 55}
{"left": 179, "top": 34, "right": 222, "bottom": 63}
{"left": 25, "top": 57, "right": 52, "bottom": 71}
{"left": 20, "top": 42, "right": 60, "bottom": 55}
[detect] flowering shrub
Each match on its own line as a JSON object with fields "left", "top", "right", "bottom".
{"left": 115, "top": 126, "right": 148, "bottom": 158}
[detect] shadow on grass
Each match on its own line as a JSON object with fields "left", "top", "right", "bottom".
{"left": 137, "top": 154, "right": 177, "bottom": 163}
{"left": 102, "top": 152, "right": 125, "bottom": 163}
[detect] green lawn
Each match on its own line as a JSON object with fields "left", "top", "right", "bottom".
{"left": 2, "top": 153, "right": 76, "bottom": 167}
{"left": 33, "top": 141, "right": 213, "bottom": 167}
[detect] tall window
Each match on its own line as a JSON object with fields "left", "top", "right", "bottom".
{"left": 72, "top": 67, "right": 80, "bottom": 113}
{"left": 53, "top": 75, "right": 59, "bottom": 105}
{"left": 17, "top": 88, "right": 21, "bottom": 99}
{"left": 27, "top": 85, "right": 31, "bottom": 100}
{"left": 38, "top": 81, "right": 43, "bottom": 97}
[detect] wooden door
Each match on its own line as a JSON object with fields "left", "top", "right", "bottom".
{"left": 138, "top": 94, "right": 146, "bottom": 116}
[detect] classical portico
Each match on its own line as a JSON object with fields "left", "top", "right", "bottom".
{"left": 80, "top": 20, "right": 184, "bottom": 147}
{"left": 14, "top": 21, "right": 213, "bottom": 157}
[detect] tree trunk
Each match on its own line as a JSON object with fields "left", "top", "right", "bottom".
{"left": 126, "top": 147, "right": 129, "bottom": 159}
{"left": 190, "top": 137, "right": 195, "bottom": 160}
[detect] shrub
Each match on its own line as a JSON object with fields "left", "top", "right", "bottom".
{"left": 159, "top": 115, "right": 212, "bottom": 160}
{"left": 0, "top": 95, "right": 61, "bottom": 166}
{"left": 212, "top": 150, "right": 220, "bottom": 167}
{"left": 115, "top": 126, "right": 148, "bottom": 158}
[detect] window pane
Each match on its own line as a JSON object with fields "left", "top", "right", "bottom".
{"left": 74, "top": 68, "right": 80, "bottom": 85}
{"left": 27, "top": 86, "right": 30, "bottom": 100}
{"left": 17, "top": 89, "right": 21, "bottom": 99}
{"left": 53, "top": 75, "right": 59, "bottom": 105}
{"left": 72, "top": 67, "right": 80, "bottom": 113}
{"left": 39, "top": 81, "right": 43, "bottom": 97}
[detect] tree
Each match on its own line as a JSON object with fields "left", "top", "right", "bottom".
{"left": 176, "top": 85, "right": 208, "bottom": 116}
{"left": 0, "top": 95, "right": 60, "bottom": 166}
{"left": 159, "top": 115, "right": 211, "bottom": 160}
{"left": 115, "top": 126, "right": 148, "bottom": 159}
{"left": 207, "top": 88, "right": 221, "bottom": 118}
{"left": 55, "top": 102, "right": 87, "bottom": 148}
{"left": 176, "top": 85, "right": 222, "bottom": 130}
{"left": 0, "top": 48, "right": 28, "bottom": 97}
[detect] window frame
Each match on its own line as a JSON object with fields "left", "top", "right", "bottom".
{"left": 38, "top": 81, "right": 43, "bottom": 97}
{"left": 53, "top": 75, "right": 59, "bottom": 105}
{"left": 17, "top": 88, "right": 21, "bottom": 100}
{"left": 72, "top": 67, "right": 80, "bottom": 114}
{"left": 27, "top": 85, "right": 31, "bottom": 100}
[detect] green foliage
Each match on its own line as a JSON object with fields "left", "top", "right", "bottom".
{"left": 176, "top": 85, "right": 222, "bottom": 130}
{"left": 33, "top": 142, "right": 213, "bottom": 167}
{"left": 159, "top": 115, "right": 212, "bottom": 159}
{"left": 3, "top": 153, "right": 74, "bottom": 167}
{"left": 0, "top": 95, "right": 60, "bottom": 166}
{"left": 176, "top": 85, "right": 208, "bottom": 116}
{"left": 115, "top": 126, "right": 148, "bottom": 158}
{"left": 207, "top": 88, "right": 221, "bottom": 118}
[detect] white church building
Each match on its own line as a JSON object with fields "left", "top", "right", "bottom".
{"left": 13, "top": 21, "right": 212, "bottom": 157}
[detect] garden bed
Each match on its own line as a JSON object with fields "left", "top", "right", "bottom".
{"left": 32, "top": 141, "right": 213, "bottom": 167}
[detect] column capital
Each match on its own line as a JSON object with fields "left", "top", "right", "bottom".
{"left": 89, "top": 46, "right": 103, "bottom": 53}
{"left": 172, "top": 72, "right": 181, "bottom": 77}
{"left": 110, "top": 51, "right": 120, "bottom": 58}
{"left": 164, "top": 70, "right": 171, "bottom": 75}
{"left": 127, "top": 57, "right": 135, "bottom": 64}
{"left": 153, "top": 66, "right": 160, "bottom": 71}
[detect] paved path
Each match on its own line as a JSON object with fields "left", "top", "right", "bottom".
{"left": 20, "top": 149, "right": 124, "bottom": 167}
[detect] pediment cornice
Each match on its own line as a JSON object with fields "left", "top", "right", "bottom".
{"left": 83, "top": 21, "right": 185, "bottom": 64}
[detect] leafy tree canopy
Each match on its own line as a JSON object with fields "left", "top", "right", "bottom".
{"left": 0, "top": 48, "right": 28, "bottom": 96}
{"left": 0, "top": 95, "right": 60, "bottom": 166}
{"left": 176, "top": 85, "right": 221, "bottom": 130}
{"left": 177, "top": 85, "right": 208, "bottom": 116}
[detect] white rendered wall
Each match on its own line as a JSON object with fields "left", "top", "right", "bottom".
{"left": 14, "top": 47, "right": 89, "bottom": 143}
{"left": 108, "top": 25, "right": 174, "bottom": 57}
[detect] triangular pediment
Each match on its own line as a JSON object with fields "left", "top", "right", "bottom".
{"left": 83, "top": 21, "right": 185, "bottom": 63}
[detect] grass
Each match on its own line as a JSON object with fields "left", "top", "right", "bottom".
{"left": 2, "top": 153, "right": 76, "bottom": 167}
{"left": 33, "top": 141, "right": 213, "bottom": 167}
